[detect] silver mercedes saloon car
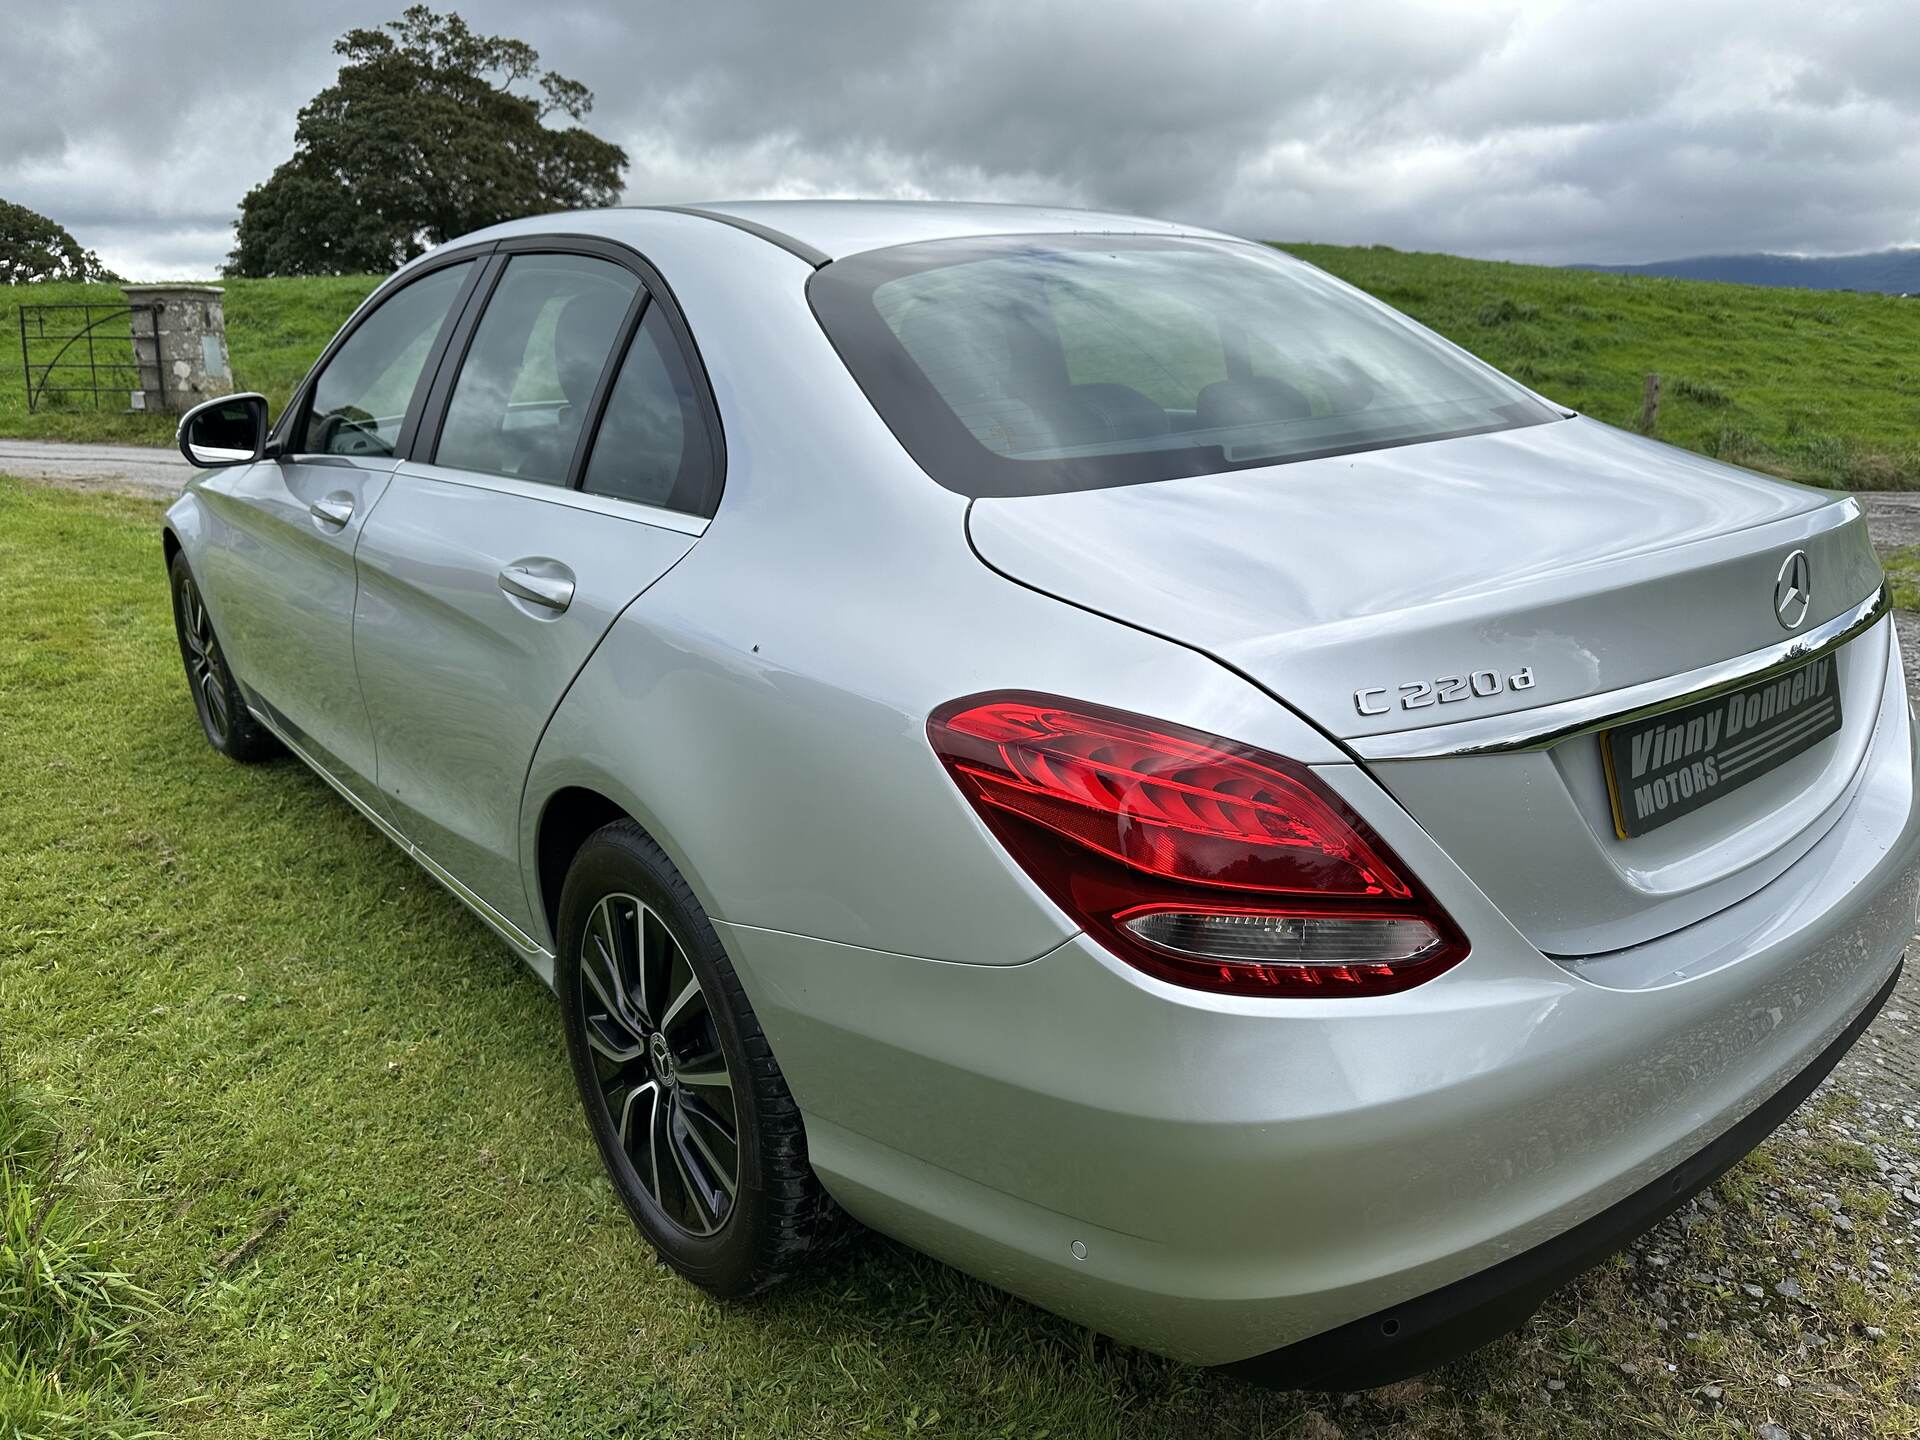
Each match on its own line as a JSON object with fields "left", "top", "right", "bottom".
{"left": 162, "top": 202, "right": 1917, "bottom": 1387}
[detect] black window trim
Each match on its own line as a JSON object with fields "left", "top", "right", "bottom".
{"left": 562, "top": 290, "right": 651, "bottom": 493}
{"left": 406, "top": 249, "right": 505, "bottom": 466}
{"left": 572, "top": 298, "right": 728, "bottom": 518}
{"left": 644, "top": 205, "right": 830, "bottom": 269}
{"left": 404, "top": 232, "right": 728, "bottom": 521}
{"left": 269, "top": 242, "right": 496, "bottom": 461}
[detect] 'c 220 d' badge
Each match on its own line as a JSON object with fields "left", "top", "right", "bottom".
{"left": 1354, "top": 666, "right": 1536, "bottom": 717}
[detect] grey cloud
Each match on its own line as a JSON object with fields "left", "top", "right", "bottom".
{"left": 1, "top": 0, "right": 1915, "bottom": 277}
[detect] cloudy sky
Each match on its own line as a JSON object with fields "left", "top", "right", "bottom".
{"left": 4, "top": 0, "right": 1917, "bottom": 280}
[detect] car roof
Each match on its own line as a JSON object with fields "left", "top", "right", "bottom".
{"left": 668, "top": 200, "right": 1241, "bottom": 264}
{"left": 442, "top": 200, "right": 1244, "bottom": 273}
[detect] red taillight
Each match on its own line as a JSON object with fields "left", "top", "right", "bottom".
{"left": 929, "top": 694, "right": 1467, "bottom": 997}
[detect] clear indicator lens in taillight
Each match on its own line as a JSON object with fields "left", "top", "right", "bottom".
{"left": 1121, "top": 910, "right": 1442, "bottom": 965}
{"left": 929, "top": 693, "right": 1468, "bottom": 998}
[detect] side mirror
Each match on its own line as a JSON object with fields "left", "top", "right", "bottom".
{"left": 178, "top": 393, "right": 270, "bottom": 469}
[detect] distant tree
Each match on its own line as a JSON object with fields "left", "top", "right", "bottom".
{"left": 227, "top": 6, "right": 627, "bottom": 277}
{"left": 0, "top": 199, "right": 120, "bottom": 284}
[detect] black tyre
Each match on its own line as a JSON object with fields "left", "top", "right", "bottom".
{"left": 168, "top": 551, "right": 281, "bottom": 763}
{"left": 557, "top": 819, "right": 844, "bottom": 1296}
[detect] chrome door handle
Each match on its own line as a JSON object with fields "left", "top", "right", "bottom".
{"left": 309, "top": 495, "right": 354, "bottom": 528}
{"left": 498, "top": 562, "right": 575, "bottom": 612}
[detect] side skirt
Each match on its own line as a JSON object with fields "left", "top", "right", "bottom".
{"left": 248, "top": 704, "right": 557, "bottom": 987}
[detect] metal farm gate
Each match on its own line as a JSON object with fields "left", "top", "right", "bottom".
{"left": 16, "top": 300, "right": 164, "bottom": 412}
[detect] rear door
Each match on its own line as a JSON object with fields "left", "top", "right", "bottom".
{"left": 191, "top": 255, "right": 482, "bottom": 797}
{"left": 351, "top": 240, "right": 724, "bottom": 936}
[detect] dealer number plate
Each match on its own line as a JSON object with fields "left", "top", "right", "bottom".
{"left": 1600, "top": 655, "right": 1841, "bottom": 839}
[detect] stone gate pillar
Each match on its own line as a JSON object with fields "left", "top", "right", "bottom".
{"left": 122, "top": 284, "right": 233, "bottom": 414}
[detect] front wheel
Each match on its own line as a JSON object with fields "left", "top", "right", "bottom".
{"left": 168, "top": 551, "right": 280, "bottom": 763}
{"left": 556, "top": 819, "right": 845, "bottom": 1296}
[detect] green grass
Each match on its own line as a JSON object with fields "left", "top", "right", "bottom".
{"left": 0, "top": 1080, "right": 166, "bottom": 1437}
{"left": 1281, "top": 244, "right": 1920, "bottom": 490}
{"left": 0, "top": 277, "right": 378, "bottom": 445}
{"left": 9, "top": 249, "right": 1920, "bottom": 488}
{"left": 3, "top": 474, "right": 1917, "bottom": 1437}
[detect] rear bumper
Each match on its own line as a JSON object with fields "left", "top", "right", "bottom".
{"left": 716, "top": 636, "right": 1920, "bottom": 1374}
{"left": 1224, "top": 959, "right": 1902, "bottom": 1389}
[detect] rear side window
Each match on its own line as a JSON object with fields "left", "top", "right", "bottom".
{"left": 435, "top": 254, "right": 639, "bottom": 485}
{"left": 579, "top": 303, "right": 718, "bottom": 516}
{"left": 810, "top": 235, "right": 1557, "bottom": 498}
{"left": 297, "top": 261, "right": 472, "bottom": 457}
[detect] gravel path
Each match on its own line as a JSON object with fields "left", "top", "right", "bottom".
{"left": 1860, "top": 492, "right": 1920, "bottom": 552}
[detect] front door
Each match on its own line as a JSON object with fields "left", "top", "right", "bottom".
{"left": 193, "top": 258, "right": 479, "bottom": 794}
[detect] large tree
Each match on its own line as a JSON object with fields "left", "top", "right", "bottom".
{"left": 227, "top": 7, "right": 627, "bottom": 277}
{"left": 0, "top": 199, "right": 119, "bottom": 284}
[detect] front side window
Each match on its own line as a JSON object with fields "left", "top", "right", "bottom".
{"left": 296, "top": 260, "right": 473, "bottom": 458}
{"left": 435, "top": 253, "right": 639, "bottom": 485}
{"left": 579, "top": 303, "right": 719, "bottom": 516}
{"left": 810, "top": 235, "right": 1558, "bottom": 498}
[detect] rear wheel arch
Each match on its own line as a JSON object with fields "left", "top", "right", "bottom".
{"left": 529, "top": 783, "right": 786, "bottom": 1101}
{"left": 535, "top": 786, "right": 629, "bottom": 944}
{"left": 525, "top": 761, "right": 734, "bottom": 961}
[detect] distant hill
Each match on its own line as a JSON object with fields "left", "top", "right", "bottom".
{"left": 1573, "top": 248, "right": 1920, "bottom": 294}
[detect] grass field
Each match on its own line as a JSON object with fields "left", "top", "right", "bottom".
{"left": 6, "top": 246, "right": 1920, "bottom": 488}
{"left": 4, "top": 472, "right": 1919, "bottom": 1437}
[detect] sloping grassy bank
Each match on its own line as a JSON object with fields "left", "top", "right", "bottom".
{"left": 1286, "top": 244, "right": 1920, "bottom": 490}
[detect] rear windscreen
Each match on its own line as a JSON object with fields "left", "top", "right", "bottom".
{"left": 809, "top": 234, "right": 1558, "bottom": 498}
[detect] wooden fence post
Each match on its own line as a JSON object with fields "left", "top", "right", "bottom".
{"left": 1639, "top": 373, "right": 1661, "bottom": 434}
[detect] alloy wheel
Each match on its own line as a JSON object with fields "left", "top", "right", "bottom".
{"left": 577, "top": 892, "right": 740, "bottom": 1236}
{"left": 178, "top": 574, "right": 231, "bottom": 743}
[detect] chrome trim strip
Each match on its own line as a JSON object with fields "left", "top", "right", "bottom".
{"left": 248, "top": 706, "right": 557, "bottom": 980}
{"left": 394, "top": 461, "right": 710, "bottom": 537}
{"left": 1350, "top": 584, "right": 1891, "bottom": 761}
